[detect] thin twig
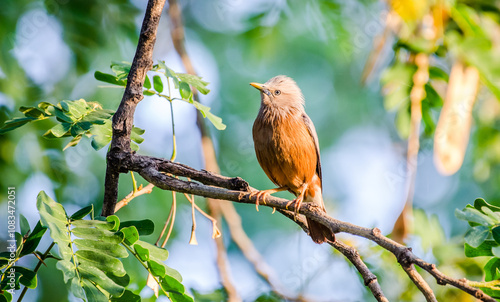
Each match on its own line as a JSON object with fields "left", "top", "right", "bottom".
{"left": 401, "top": 264, "right": 437, "bottom": 302}
{"left": 18, "top": 242, "right": 56, "bottom": 302}
{"left": 161, "top": 191, "right": 177, "bottom": 248}
{"left": 115, "top": 183, "right": 155, "bottom": 212}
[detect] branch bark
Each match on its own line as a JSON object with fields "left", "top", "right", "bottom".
{"left": 102, "top": 0, "right": 166, "bottom": 217}
{"left": 112, "top": 150, "right": 495, "bottom": 302}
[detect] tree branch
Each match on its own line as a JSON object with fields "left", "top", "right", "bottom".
{"left": 110, "top": 150, "right": 496, "bottom": 302}
{"left": 102, "top": 0, "right": 166, "bottom": 217}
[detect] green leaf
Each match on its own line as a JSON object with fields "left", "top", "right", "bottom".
{"left": 70, "top": 277, "right": 85, "bottom": 299}
{"left": 206, "top": 111, "right": 226, "bottom": 130}
{"left": 159, "top": 275, "right": 193, "bottom": 302}
{"left": 0, "top": 290, "right": 12, "bottom": 302}
{"left": 74, "top": 239, "right": 128, "bottom": 258}
{"left": 94, "top": 71, "right": 127, "bottom": 86}
{"left": 71, "top": 227, "right": 124, "bottom": 244}
{"left": 19, "top": 214, "right": 30, "bottom": 236}
{"left": 153, "top": 75, "right": 164, "bottom": 93}
{"left": 144, "top": 90, "right": 156, "bottom": 96}
{"left": 148, "top": 259, "right": 166, "bottom": 277}
{"left": 423, "top": 83, "right": 443, "bottom": 108}
{"left": 106, "top": 215, "right": 121, "bottom": 232}
{"left": 71, "top": 219, "right": 115, "bottom": 230}
{"left": 169, "top": 292, "right": 195, "bottom": 302}
{"left": 36, "top": 191, "right": 71, "bottom": 257}
{"left": 179, "top": 82, "right": 192, "bottom": 100}
{"left": 158, "top": 61, "right": 179, "bottom": 85}
{"left": 484, "top": 258, "right": 500, "bottom": 281}
{"left": 19, "top": 106, "right": 47, "bottom": 118}
{"left": 144, "top": 75, "right": 151, "bottom": 89}
{"left": 474, "top": 198, "right": 500, "bottom": 212}
{"left": 78, "top": 264, "right": 125, "bottom": 297}
{"left": 79, "top": 109, "right": 114, "bottom": 124}
{"left": 465, "top": 226, "right": 490, "bottom": 248}
{"left": 89, "top": 120, "right": 112, "bottom": 151}
{"left": 465, "top": 240, "right": 497, "bottom": 257}
{"left": 110, "top": 61, "right": 131, "bottom": 81}
{"left": 134, "top": 240, "right": 169, "bottom": 261}
{"left": 56, "top": 260, "right": 76, "bottom": 283}
{"left": 60, "top": 99, "right": 89, "bottom": 117}
{"left": 191, "top": 288, "right": 227, "bottom": 302}
{"left": 20, "top": 221, "right": 47, "bottom": 256}
{"left": 63, "top": 134, "right": 83, "bottom": 150}
{"left": 13, "top": 266, "right": 37, "bottom": 289}
{"left": 76, "top": 250, "right": 127, "bottom": 277}
{"left": 428, "top": 66, "right": 449, "bottom": 82}
{"left": 0, "top": 117, "right": 38, "bottom": 134}
{"left": 110, "top": 290, "right": 141, "bottom": 302}
{"left": 455, "top": 207, "right": 496, "bottom": 225}
{"left": 120, "top": 219, "right": 154, "bottom": 236}
{"left": 134, "top": 244, "right": 149, "bottom": 262}
{"left": 120, "top": 226, "right": 139, "bottom": 245}
{"left": 492, "top": 246, "right": 500, "bottom": 258}
{"left": 492, "top": 226, "right": 500, "bottom": 244}
{"left": 191, "top": 101, "right": 226, "bottom": 130}
{"left": 176, "top": 73, "right": 210, "bottom": 95}
{"left": 421, "top": 102, "right": 435, "bottom": 136}
{"left": 82, "top": 279, "right": 108, "bottom": 302}
{"left": 381, "top": 63, "right": 414, "bottom": 111}
{"left": 70, "top": 206, "right": 94, "bottom": 221}
{"left": 131, "top": 126, "right": 145, "bottom": 145}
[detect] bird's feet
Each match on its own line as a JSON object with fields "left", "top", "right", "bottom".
{"left": 285, "top": 195, "right": 304, "bottom": 218}
{"left": 249, "top": 190, "right": 270, "bottom": 212}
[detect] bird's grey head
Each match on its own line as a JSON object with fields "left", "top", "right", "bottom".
{"left": 250, "top": 75, "right": 305, "bottom": 109}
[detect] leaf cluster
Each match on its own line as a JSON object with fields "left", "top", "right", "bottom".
{"left": 95, "top": 61, "right": 226, "bottom": 130}
{"left": 457, "top": 198, "right": 500, "bottom": 297}
{"left": 0, "top": 99, "right": 145, "bottom": 151}
{"left": 0, "top": 192, "right": 193, "bottom": 302}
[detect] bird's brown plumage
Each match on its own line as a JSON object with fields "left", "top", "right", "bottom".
{"left": 251, "top": 75, "right": 333, "bottom": 244}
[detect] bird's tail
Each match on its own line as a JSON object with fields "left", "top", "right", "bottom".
{"left": 307, "top": 217, "right": 333, "bottom": 244}
{"left": 305, "top": 185, "right": 334, "bottom": 244}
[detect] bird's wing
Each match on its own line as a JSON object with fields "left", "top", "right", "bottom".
{"left": 302, "top": 113, "right": 322, "bottom": 185}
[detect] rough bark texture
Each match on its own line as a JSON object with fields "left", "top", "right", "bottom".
{"left": 102, "top": 0, "right": 168, "bottom": 217}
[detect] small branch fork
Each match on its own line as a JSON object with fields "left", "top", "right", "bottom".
{"left": 101, "top": 0, "right": 496, "bottom": 301}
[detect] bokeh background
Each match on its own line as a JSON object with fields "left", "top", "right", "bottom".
{"left": 2, "top": 0, "right": 500, "bottom": 301}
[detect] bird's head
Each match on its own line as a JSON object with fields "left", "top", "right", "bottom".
{"left": 250, "top": 75, "right": 304, "bottom": 109}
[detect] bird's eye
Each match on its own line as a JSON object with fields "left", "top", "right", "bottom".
{"left": 274, "top": 90, "right": 281, "bottom": 96}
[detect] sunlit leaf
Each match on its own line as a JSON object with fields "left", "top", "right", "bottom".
{"left": 464, "top": 226, "right": 489, "bottom": 248}
{"left": 176, "top": 73, "right": 210, "bottom": 95}
{"left": 19, "top": 214, "right": 30, "bottom": 236}
{"left": 70, "top": 206, "right": 94, "bottom": 221}
{"left": 94, "top": 71, "right": 127, "bottom": 86}
{"left": 153, "top": 75, "right": 164, "bottom": 93}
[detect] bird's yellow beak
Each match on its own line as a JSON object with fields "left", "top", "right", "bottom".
{"left": 250, "top": 82, "right": 264, "bottom": 91}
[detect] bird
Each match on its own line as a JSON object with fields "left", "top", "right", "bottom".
{"left": 249, "top": 75, "right": 333, "bottom": 244}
